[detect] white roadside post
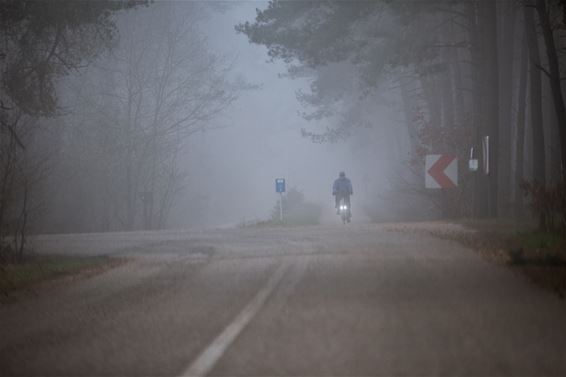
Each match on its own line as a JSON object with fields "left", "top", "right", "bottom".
{"left": 279, "top": 193, "right": 283, "bottom": 222}
{"left": 275, "top": 178, "right": 286, "bottom": 222}
{"left": 482, "top": 136, "right": 490, "bottom": 175}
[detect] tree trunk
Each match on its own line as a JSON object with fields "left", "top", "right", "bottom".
{"left": 524, "top": 3, "right": 546, "bottom": 188}
{"left": 441, "top": 60, "right": 455, "bottom": 129}
{"left": 449, "top": 40, "right": 466, "bottom": 128}
{"left": 400, "top": 74, "right": 419, "bottom": 154}
{"left": 536, "top": 0, "right": 566, "bottom": 181}
{"left": 420, "top": 76, "right": 442, "bottom": 130}
{"left": 440, "top": 23, "right": 455, "bottom": 130}
{"left": 515, "top": 35, "right": 528, "bottom": 218}
{"left": 544, "top": 80, "right": 561, "bottom": 184}
{"left": 468, "top": 0, "right": 488, "bottom": 217}
{"left": 16, "top": 180, "right": 29, "bottom": 262}
{"left": 481, "top": 0, "right": 500, "bottom": 217}
{"left": 498, "top": 2, "right": 517, "bottom": 216}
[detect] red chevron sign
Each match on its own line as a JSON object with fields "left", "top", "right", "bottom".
{"left": 425, "top": 155, "right": 458, "bottom": 189}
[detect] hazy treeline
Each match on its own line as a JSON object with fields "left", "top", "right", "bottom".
{"left": 1, "top": 1, "right": 142, "bottom": 259}
{"left": 0, "top": 1, "right": 239, "bottom": 260}
{"left": 3, "top": 0, "right": 566, "bottom": 261}
{"left": 42, "top": 3, "right": 238, "bottom": 233}
{"left": 238, "top": 0, "right": 566, "bottom": 227}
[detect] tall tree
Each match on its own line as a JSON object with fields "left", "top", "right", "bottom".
{"left": 0, "top": 0, "right": 145, "bottom": 118}
{"left": 481, "top": 1, "right": 500, "bottom": 217}
{"left": 238, "top": 0, "right": 500, "bottom": 218}
{"left": 535, "top": 0, "right": 566, "bottom": 181}
{"left": 40, "top": 2, "right": 240, "bottom": 232}
{"left": 0, "top": 0, "right": 144, "bottom": 258}
{"left": 524, "top": 3, "right": 546, "bottom": 187}
{"left": 515, "top": 35, "right": 528, "bottom": 217}
{"left": 498, "top": 2, "right": 517, "bottom": 215}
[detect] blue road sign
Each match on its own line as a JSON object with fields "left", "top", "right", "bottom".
{"left": 275, "top": 178, "right": 286, "bottom": 193}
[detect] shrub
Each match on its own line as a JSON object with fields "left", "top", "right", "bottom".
{"left": 520, "top": 180, "right": 566, "bottom": 235}
{"left": 271, "top": 187, "right": 322, "bottom": 226}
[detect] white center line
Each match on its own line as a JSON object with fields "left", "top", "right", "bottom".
{"left": 180, "top": 263, "right": 288, "bottom": 377}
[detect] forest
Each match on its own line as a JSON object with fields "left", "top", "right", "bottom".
{"left": 237, "top": 0, "right": 566, "bottom": 228}
{"left": 2, "top": 0, "right": 566, "bottom": 262}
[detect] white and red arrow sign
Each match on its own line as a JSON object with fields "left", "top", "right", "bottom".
{"left": 425, "top": 154, "right": 458, "bottom": 189}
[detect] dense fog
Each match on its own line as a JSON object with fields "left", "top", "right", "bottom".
{"left": 171, "top": 2, "right": 405, "bottom": 227}
{"left": 4, "top": 3, "right": 566, "bottom": 374}
{"left": 4, "top": 1, "right": 412, "bottom": 234}
{"left": 2, "top": 0, "right": 566, "bottom": 240}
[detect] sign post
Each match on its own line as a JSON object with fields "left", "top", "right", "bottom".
{"left": 275, "top": 178, "right": 286, "bottom": 222}
{"left": 482, "top": 136, "right": 490, "bottom": 175}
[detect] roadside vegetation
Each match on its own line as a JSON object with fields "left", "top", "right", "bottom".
{"left": 241, "top": 188, "right": 322, "bottom": 228}
{"left": 461, "top": 228, "right": 566, "bottom": 299}
{"left": 0, "top": 254, "right": 126, "bottom": 299}
{"left": 388, "top": 220, "right": 566, "bottom": 299}
{"left": 269, "top": 188, "right": 322, "bottom": 226}
{"left": 238, "top": 1, "right": 566, "bottom": 234}
{"left": 1, "top": 1, "right": 244, "bottom": 267}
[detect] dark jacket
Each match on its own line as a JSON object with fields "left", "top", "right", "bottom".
{"left": 332, "top": 177, "right": 353, "bottom": 196}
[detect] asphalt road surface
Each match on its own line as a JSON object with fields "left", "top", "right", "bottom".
{"left": 1, "top": 223, "right": 566, "bottom": 376}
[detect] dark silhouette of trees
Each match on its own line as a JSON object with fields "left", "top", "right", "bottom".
{"left": 33, "top": 2, "right": 242, "bottom": 233}
{"left": 237, "top": 0, "right": 566, "bottom": 224}
{"left": 0, "top": 0, "right": 144, "bottom": 260}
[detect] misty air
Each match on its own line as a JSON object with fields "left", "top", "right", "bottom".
{"left": 1, "top": 1, "right": 565, "bottom": 376}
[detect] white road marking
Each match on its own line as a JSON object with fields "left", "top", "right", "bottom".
{"left": 180, "top": 263, "right": 288, "bottom": 377}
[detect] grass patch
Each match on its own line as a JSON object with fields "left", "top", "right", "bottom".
{"left": 387, "top": 221, "right": 566, "bottom": 299}
{"left": 0, "top": 254, "right": 124, "bottom": 296}
{"left": 456, "top": 218, "right": 536, "bottom": 235}
{"left": 242, "top": 217, "right": 321, "bottom": 228}
{"left": 516, "top": 230, "right": 564, "bottom": 252}
{"left": 468, "top": 228, "right": 566, "bottom": 298}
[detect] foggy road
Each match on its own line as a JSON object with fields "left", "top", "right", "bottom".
{"left": 2, "top": 223, "right": 566, "bottom": 376}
